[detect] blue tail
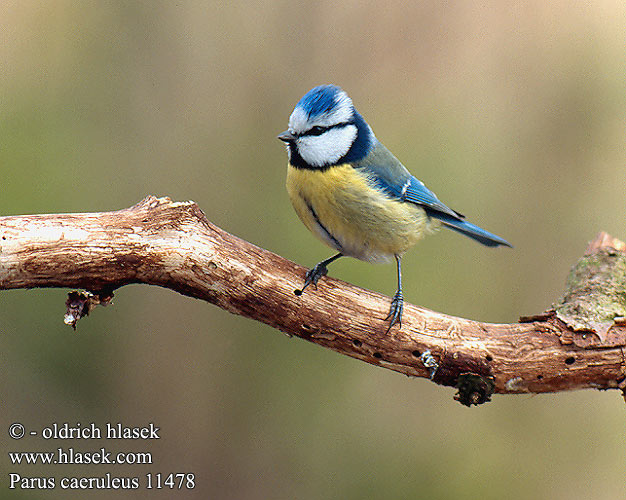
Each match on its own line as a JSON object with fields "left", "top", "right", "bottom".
{"left": 433, "top": 214, "right": 512, "bottom": 248}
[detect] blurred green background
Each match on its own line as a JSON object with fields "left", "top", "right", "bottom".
{"left": 1, "top": 1, "right": 625, "bottom": 499}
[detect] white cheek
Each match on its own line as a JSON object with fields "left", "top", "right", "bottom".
{"left": 297, "top": 126, "right": 357, "bottom": 167}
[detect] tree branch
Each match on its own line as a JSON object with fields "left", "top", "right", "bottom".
{"left": 2, "top": 196, "right": 625, "bottom": 405}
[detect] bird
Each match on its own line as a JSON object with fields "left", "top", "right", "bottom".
{"left": 278, "top": 84, "right": 511, "bottom": 330}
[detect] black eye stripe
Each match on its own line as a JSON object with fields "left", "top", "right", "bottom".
{"left": 296, "top": 122, "right": 350, "bottom": 138}
{"left": 308, "top": 126, "right": 326, "bottom": 136}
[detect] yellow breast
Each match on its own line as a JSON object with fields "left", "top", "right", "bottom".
{"left": 286, "top": 163, "right": 436, "bottom": 263}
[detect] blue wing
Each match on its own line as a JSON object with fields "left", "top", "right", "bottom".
{"left": 352, "top": 140, "right": 512, "bottom": 248}
{"left": 401, "top": 176, "right": 464, "bottom": 219}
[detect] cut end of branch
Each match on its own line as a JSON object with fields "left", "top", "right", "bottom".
{"left": 585, "top": 232, "right": 626, "bottom": 255}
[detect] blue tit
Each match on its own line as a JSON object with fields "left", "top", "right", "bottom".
{"left": 278, "top": 84, "right": 511, "bottom": 330}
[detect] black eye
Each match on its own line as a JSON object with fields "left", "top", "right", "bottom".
{"left": 308, "top": 126, "right": 327, "bottom": 136}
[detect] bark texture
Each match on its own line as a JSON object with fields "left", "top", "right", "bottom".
{"left": 1, "top": 196, "right": 625, "bottom": 405}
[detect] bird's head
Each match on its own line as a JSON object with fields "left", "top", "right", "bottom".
{"left": 278, "top": 85, "right": 373, "bottom": 169}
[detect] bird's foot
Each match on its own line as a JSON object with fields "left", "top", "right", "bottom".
{"left": 385, "top": 290, "right": 403, "bottom": 332}
{"left": 294, "top": 262, "right": 328, "bottom": 296}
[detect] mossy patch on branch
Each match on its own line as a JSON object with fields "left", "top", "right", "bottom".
{"left": 555, "top": 247, "right": 626, "bottom": 341}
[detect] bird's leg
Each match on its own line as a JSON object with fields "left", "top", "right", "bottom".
{"left": 386, "top": 254, "right": 403, "bottom": 331}
{"left": 294, "top": 253, "right": 343, "bottom": 296}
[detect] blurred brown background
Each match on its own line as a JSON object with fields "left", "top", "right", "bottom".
{"left": 1, "top": 1, "right": 625, "bottom": 499}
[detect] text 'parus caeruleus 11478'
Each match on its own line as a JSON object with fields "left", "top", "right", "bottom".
{"left": 278, "top": 84, "right": 511, "bottom": 331}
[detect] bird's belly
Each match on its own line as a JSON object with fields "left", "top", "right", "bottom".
{"left": 286, "top": 163, "right": 436, "bottom": 263}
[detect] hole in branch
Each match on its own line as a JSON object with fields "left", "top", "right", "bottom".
{"left": 373, "top": 352, "right": 382, "bottom": 359}
{"left": 412, "top": 350, "right": 421, "bottom": 357}
{"left": 565, "top": 356, "right": 575, "bottom": 365}
{"left": 485, "top": 354, "right": 493, "bottom": 362}
{"left": 353, "top": 339, "right": 362, "bottom": 347}
{"left": 537, "top": 374, "right": 543, "bottom": 380}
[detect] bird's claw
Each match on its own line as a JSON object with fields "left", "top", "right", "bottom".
{"left": 304, "top": 263, "right": 328, "bottom": 289}
{"left": 385, "top": 291, "right": 403, "bottom": 332}
{"left": 294, "top": 263, "right": 328, "bottom": 296}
